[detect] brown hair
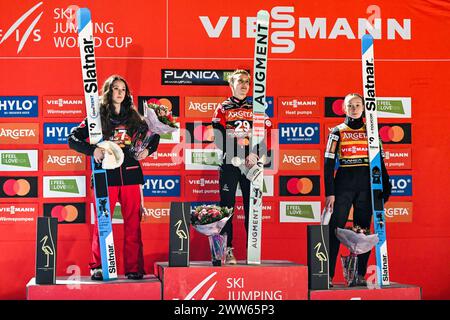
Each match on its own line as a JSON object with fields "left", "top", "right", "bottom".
{"left": 99, "top": 75, "right": 144, "bottom": 139}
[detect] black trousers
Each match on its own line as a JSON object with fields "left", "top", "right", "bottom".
{"left": 328, "top": 190, "right": 373, "bottom": 278}
{"left": 219, "top": 163, "right": 251, "bottom": 247}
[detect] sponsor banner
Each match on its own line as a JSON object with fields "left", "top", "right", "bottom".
{"left": 247, "top": 96, "right": 274, "bottom": 117}
{"left": 324, "top": 97, "right": 346, "bottom": 117}
{"left": 0, "top": 176, "right": 38, "bottom": 198}
{"left": 236, "top": 176, "right": 274, "bottom": 197}
{"left": 278, "top": 97, "right": 321, "bottom": 118}
{"left": 43, "top": 149, "right": 86, "bottom": 171}
{"left": 143, "top": 175, "right": 181, "bottom": 197}
{"left": 185, "top": 122, "right": 215, "bottom": 144}
{"left": 0, "top": 203, "right": 38, "bottom": 224}
{"left": 90, "top": 202, "right": 124, "bottom": 225}
{"left": 279, "top": 149, "right": 321, "bottom": 171}
{"left": 43, "top": 122, "right": 78, "bottom": 144}
{"left": 279, "top": 123, "right": 320, "bottom": 144}
{"left": 379, "top": 123, "right": 412, "bottom": 144}
{"left": 0, "top": 150, "right": 38, "bottom": 171}
{"left": 377, "top": 97, "right": 412, "bottom": 118}
{"left": 0, "top": 123, "right": 39, "bottom": 144}
{"left": 185, "top": 175, "right": 220, "bottom": 201}
{"left": 384, "top": 201, "right": 413, "bottom": 223}
{"left": 43, "top": 176, "right": 86, "bottom": 198}
{"left": 185, "top": 149, "right": 222, "bottom": 170}
{"left": 0, "top": 96, "right": 38, "bottom": 117}
{"left": 158, "top": 262, "right": 308, "bottom": 300}
{"left": 161, "top": 69, "right": 242, "bottom": 85}
{"left": 43, "top": 96, "right": 85, "bottom": 118}
{"left": 279, "top": 175, "right": 320, "bottom": 196}
{"left": 142, "top": 202, "right": 171, "bottom": 224}
{"left": 137, "top": 96, "right": 180, "bottom": 117}
{"left": 325, "top": 96, "right": 412, "bottom": 118}
{"left": 141, "top": 149, "right": 183, "bottom": 171}
{"left": 185, "top": 96, "right": 226, "bottom": 118}
{"left": 323, "top": 121, "right": 342, "bottom": 144}
{"left": 235, "top": 201, "right": 276, "bottom": 224}
{"left": 390, "top": 175, "right": 413, "bottom": 196}
{"left": 280, "top": 201, "right": 321, "bottom": 222}
{"left": 43, "top": 202, "right": 86, "bottom": 224}
{"left": 383, "top": 147, "right": 412, "bottom": 170}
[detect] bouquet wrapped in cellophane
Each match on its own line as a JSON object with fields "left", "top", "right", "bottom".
{"left": 336, "top": 225, "right": 379, "bottom": 287}
{"left": 191, "top": 204, "right": 233, "bottom": 266}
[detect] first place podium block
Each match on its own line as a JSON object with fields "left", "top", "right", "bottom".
{"left": 156, "top": 260, "right": 308, "bottom": 300}
{"left": 26, "top": 275, "right": 162, "bottom": 300}
{"left": 309, "top": 282, "right": 422, "bottom": 300}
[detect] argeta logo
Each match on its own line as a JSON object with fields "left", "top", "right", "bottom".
{"left": 279, "top": 176, "right": 320, "bottom": 196}
{"left": 0, "top": 177, "right": 38, "bottom": 198}
{"left": 0, "top": 2, "right": 43, "bottom": 54}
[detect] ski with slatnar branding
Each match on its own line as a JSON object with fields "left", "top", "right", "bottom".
{"left": 77, "top": 8, "right": 117, "bottom": 281}
{"left": 361, "top": 34, "right": 389, "bottom": 286}
{"left": 247, "top": 10, "right": 269, "bottom": 264}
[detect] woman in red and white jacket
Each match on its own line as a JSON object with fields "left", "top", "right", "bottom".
{"left": 69, "top": 75, "right": 159, "bottom": 280}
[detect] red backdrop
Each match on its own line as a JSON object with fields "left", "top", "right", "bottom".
{"left": 1, "top": 0, "right": 449, "bottom": 299}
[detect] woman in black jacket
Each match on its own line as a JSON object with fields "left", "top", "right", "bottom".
{"left": 69, "top": 75, "right": 159, "bottom": 280}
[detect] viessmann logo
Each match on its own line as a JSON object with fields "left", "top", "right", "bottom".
{"left": 0, "top": 2, "right": 43, "bottom": 54}
{"left": 43, "top": 96, "right": 85, "bottom": 118}
{"left": 278, "top": 97, "right": 321, "bottom": 117}
{"left": 0, "top": 203, "right": 38, "bottom": 224}
{"left": 383, "top": 147, "right": 411, "bottom": 169}
{"left": 199, "top": 6, "right": 411, "bottom": 54}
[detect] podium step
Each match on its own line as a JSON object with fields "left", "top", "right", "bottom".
{"left": 26, "top": 275, "right": 162, "bottom": 300}
{"left": 309, "top": 282, "right": 422, "bottom": 300}
{"left": 156, "top": 260, "right": 308, "bottom": 300}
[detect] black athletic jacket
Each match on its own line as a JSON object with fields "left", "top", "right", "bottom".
{"left": 68, "top": 118, "right": 159, "bottom": 186}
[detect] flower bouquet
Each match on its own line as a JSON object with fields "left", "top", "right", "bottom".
{"left": 336, "top": 225, "right": 379, "bottom": 287}
{"left": 191, "top": 204, "right": 233, "bottom": 266}
{"left": 143, "top": 100, "right": 178, "bottom": 134}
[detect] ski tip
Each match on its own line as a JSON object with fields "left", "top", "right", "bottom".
{"left": 257, "top": 10, "right": 270, "bottom": 19}
{"left": 361, "top": 33, "right": 373, "bottom": 54}
{"left": 76, "top": 8, "right": 91, "bottom": 33}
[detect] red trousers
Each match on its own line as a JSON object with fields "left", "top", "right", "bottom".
{"left": 89, "top": 184, "right": 144, "bottom": 274}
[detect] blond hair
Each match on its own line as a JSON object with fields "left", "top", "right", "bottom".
{"left": 228, "top": 69, "right": 251, "bottom": 85}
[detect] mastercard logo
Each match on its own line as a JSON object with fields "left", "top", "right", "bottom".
{"left": 147, "top": 98, "right": 173, "bottom": 112}
{"left": 331, "top": 99, "right": 345, "bottom": 116}
{"left": 379, "top": 125, "right": 404, "bottom": 143}
{"left": 50, "top": 205, "right": 79, "bottom": 223}
{"left": 286, "top": 177, "right": 313, "bottom": 195}
{"left": 2, "top": 179, "right": 31, "bottom": 196}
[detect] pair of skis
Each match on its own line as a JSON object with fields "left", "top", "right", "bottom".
{"left": 361, "top": 34, "right": 390, "bottom": 287}
{"left": 246, "top": 10, "right": 269, "bottom": 264}
{"left": 77, "top": 8, "right": 117, "bottom": 281}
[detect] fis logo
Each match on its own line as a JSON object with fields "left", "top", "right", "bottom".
{"left": 143, "top": 175, "right": 181, "bottom": 197}
{"left": 390, "top": 175, "right": 412, "bottom": 196}
{"left": 279, "top": 123, "right": 320, "bottom": 144}
{"left": 0, "top": 96, "right": 38, "bottom": 117}
{"left": 0, "top": 2, "right": 43, "bottom": 54}
{"left": 43, "top": 123, "right": 78, "bottom": 144}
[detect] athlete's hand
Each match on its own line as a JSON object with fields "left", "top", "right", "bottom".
{"left": 325, "top": 195, "right": 335, "bottom": 213}
{"left": 136, "top": 149, "right": 149, "bottom": 161}
{"left": 245, "top": 153, "right": 259, "bottom": 168}
{"left": 93, "top": 147, "right": 105, "bottom": 163}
